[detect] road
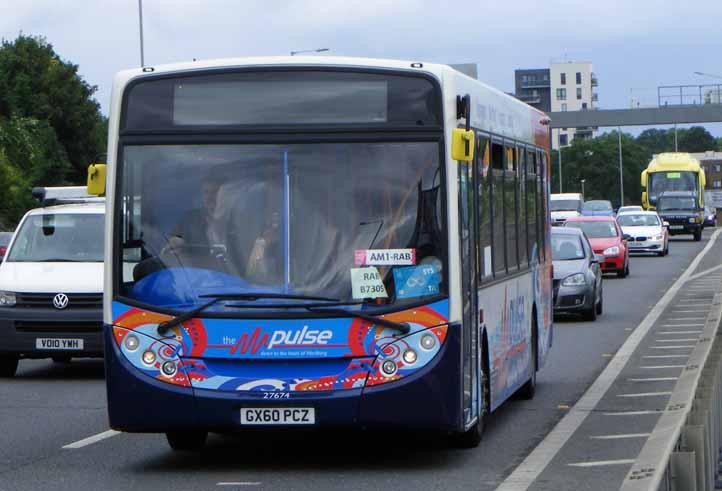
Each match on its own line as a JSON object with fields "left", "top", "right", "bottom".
{"left": 0, "top": 230, "right": 717, "bottom": 491}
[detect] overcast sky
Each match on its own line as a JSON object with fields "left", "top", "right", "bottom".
{"left": 2, "top": 0, "right": 722, "bottom": 134}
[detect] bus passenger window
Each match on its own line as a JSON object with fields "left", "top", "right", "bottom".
{"left": 490, "top": 142, "right": 505, "bottom": 275}
{"left": 477, "top": 134, "right": 492, "bottom": 280}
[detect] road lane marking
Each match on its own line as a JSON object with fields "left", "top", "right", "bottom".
{"left": 640, "top": 365, "right": 685, "bottom": 369}
{"left": 568, "top": 459, "right": 636, "bottom": 468}
{"left": 63, "top": 430, "right": 120, "bottom": 449}
{"left": 643, "top": 355, "right": 689, "bottom": 359}
{"left": 627, "top": 377, "right": 678, "bottom": 382}
{"left": 654, "top": 339, "right": 699, "bottom": 342}
{"left": 591, "top": 433, "right": 651, "bottom": 440}
{"left": 667, "top": 317, "right": 707, "bottom": 320}
{"left": 660, "top": 324, "right": 704, "bottom": 327}
{"left": 617, "top": 392, "right": 673, "bottom": 398}
{"left": 650, "top": 346, "right": 695, "bottom": 349}
{"left": 217, "top": 483, "right": 262, "bottom": 487}
{"left": 658, "top": 330, "right": 703, "bottom": 334}
{"left": 602, "top": 410, "right": 662, "bottom": 416}
{"left": 496, "top": 228, "right": 721, "bottom": 491}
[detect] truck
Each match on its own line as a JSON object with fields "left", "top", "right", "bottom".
{"left": 641, "top": 153, "right": 705, "bottom": 211}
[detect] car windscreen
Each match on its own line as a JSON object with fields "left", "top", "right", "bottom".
{"left": 582, "top": 201, "right": 612, "bottom": 212}
{"left": 6, "top": 214, "right": 105, "bottom": 262}
{"left": 551, "top": 235, "right": 585, "bottom": 261}
{"left": 658, "top": 196, "right": 697, "bottom": 211}
{"left": 617, "top": 214, "right": 660, "bottom": 227}
{"left": 550, "top": 199, "right": 581, "bottom": 212}
{"left": 565, "top": 221, "right": 618, "bottom": 238}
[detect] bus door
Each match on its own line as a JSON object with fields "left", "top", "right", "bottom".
{"left": 458, "top": 158, "right": 480, "bottom": 427}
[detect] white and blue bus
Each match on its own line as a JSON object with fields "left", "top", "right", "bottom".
{"left": 95, "top": 56, "right": 553, "bottom": 450}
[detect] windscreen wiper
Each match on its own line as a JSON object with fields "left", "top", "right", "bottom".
{"left": 157, "top": 293, "right": 341, "bottom": 336}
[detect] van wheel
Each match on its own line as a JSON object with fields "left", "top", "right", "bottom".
{"left": 694, "top": 229, "right": 702, "bottom": 241}
{"left": 52, "top": 356, "right": 71, "bottom": 364}
{"left": 0, "top": 356, "right": 18, "bottom": 377}
{"left": 166, "top": 431, "right": 208, "bottom": 451}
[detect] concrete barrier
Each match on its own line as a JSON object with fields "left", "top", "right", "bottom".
{"left": 622, "top": 292, "right": 722, "bottom": 491}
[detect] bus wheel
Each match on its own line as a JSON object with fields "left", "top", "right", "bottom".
{"left": 0, "top": 356, "right": 18, "bottom": 377}
{"left": 450, "top": 342, "right": 489, "bottom": 449}
{"left": 166, "top": 431, "right": 208, "bottom": 451}
{"left": 518, "top": 317, "right": 538, "bottom": 399}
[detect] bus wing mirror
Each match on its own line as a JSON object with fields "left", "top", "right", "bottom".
{"left": 641, "top": 191, "right": 648, "bottom": 209}
{"left": 640, "top": 169, "right": 647, "bottom": 188}
{"left": 452, "top": 128, "right": 475, "bottom": 162}
{"left": 87, "top": 163, "right": 107, "bottom": 196}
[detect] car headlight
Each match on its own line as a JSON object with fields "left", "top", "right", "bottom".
{"left": 0, "top": 291, "right": 16, "bottom": 307}
{"left": 653, "top": 234, "right": 664, "bottom": 240}
{"left": 562, "top": 273, "right": 586, "bottom": 286}
{"left": 689, "top": 217, "right": 699, "bottom": 223}
{"left": 603, "top": 246, "right": 620, "bottom": 256}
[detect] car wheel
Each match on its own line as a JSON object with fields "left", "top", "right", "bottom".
{"left": 596, "top": 290, "right": 603, "bottom": 315}
{"left": 166, "top": 431, "right": 208, "bottom": 451}
{"left": 0, "top": 356, "right": 19, "bottom": 377}
{"left": 584, "top": 289, "right": 598, "bottom": 321}
{"left": 617, "top": 264, "right": 627, "bottom": 278}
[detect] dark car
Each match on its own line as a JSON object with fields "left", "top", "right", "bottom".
{"left": 581, "top": 200, "right": 614, "bottom": 217}
{"left": 0, "top": 232, "right": 12, "bottom": 261}
{"left": 552, "top": 227, "right": 604, "bottom": 321}
{"left": 656, "top": 191, "right": 704, "bottom": 241}
{"left": 704, "top": 206, "right": 717, "bottom": 227}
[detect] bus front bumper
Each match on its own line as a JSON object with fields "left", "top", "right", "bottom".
{"left": 105, "top": 325, "right": 463, "bottom": 433}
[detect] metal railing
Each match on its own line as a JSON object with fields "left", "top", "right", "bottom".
{"left": 622, "top": 289, "right": 722, "bottom": 491}
{"left": 658, "top": 85, "right": 722, "bottom": 107}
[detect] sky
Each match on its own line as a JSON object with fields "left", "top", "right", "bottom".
{"left": 2, "top": 0, "right": 722, "bottom": 135}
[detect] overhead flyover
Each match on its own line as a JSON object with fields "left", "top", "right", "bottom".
{"left": 549, "top": 104, "right": 722, "bottom": 129}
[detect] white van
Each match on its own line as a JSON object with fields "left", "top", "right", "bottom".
{"left": 550, "top": 193, "right": 583, "bottom": 226}
{"left": 0, "top": 187, "right": 104, "bottom": 377}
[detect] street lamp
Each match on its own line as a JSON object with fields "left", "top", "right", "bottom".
{"left": 580, "top": 179, "right": 586, "bottom": 199}
{"left": 290, "top": 48, "right": 330, "bottom": 56}
{"left": 693, "top": 71, "right": 722, "bottom": 80}
{"left": 138, "top": 0, "right": 145, "bottom": 67}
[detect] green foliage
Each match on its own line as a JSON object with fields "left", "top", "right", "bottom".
{"left": 637, "top": 126, "right": 719, "bottom": 158}
{"left": 0, "top": 35, "right": 107, "bottom": 227}
{"left": 550, "top": 132, "right": 649, "bottom": 208}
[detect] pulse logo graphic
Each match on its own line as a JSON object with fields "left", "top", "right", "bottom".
{"left": 221, "top": 326, "right": 336, "bottom": 355}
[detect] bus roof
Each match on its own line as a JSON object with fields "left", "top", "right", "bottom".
{"left": 647, "top": 152, "right": 702, "bottom": 173}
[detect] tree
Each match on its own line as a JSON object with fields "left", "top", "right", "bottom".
{"left": 551, "top": 131, "right": 648, "bottom": 208}
{"left": 636, "top": 129, "right": 676, "bottom": 158}
{"left": 677, "top": 126, "right": 718, "bottom": 153}
{"left": 0, "top": 35, "right": 107, "bottom": 182}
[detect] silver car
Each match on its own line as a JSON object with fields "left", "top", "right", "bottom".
{"left": 552, "top": 227, "right": 604, "bottom": 321}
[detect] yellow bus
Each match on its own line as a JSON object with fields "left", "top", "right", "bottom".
{"left": 641, "top": 152, "right": 706, "bottom": 210}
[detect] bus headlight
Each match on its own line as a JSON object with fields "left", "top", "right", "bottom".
{"left": 0, "top": 291, "right": 16, "bottom": 307}
{"left": 123, "top": 334, "right": 140, "bottom": 351}
{"left": 161, "top": 361, "right": 178, "bottom": 377}
{"left": 402, "top": 349, "right": 418, "bottom": 365}
{"left": 420, "top": 334, "right": 436, "bottom": 351}
{"left": 142, "top": 350, "right": 156, "bottom": 365}
{"left": 380, "top": 359, "right": 398, "bottom": 377}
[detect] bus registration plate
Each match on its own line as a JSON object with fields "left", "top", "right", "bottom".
{"left": 240, "top": 407, "right": 315, "bottom": 425}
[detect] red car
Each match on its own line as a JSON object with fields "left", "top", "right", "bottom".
{"left": 564, "top": 216, "right": 630, "bottom": 278}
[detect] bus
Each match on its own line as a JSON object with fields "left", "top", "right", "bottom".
{"left": 94, "top": 56, "right": 553, "bottom": 450}
{"left": 641, "top": 152, "right": 706, "bottom": 210}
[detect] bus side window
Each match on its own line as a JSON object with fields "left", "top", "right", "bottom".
{"left": 539, "top": 150, "right": 548, "bottom": 261}
{"left": 504, "top": 142, "right": 518, "bottom": 272}
{"left": 518, "top": 146, "right": 528, "bottom": 268}
{"left": 476, "top": 133, "right": 492, "bottom": 281}
{"left": 526, "top": 149, "right": 538, "bottom": 262}
{"left": 491, "top": 140, "right": 505, "bottom": 276}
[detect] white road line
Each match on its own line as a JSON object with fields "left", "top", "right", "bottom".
{"left": 643, "top": 355, "right": 689, "bottom": 359}
{"left": 658, "top": 331, "right": 703, "bottom": 334}
{"left": 568, "top": 459, "right": 636, "bottom": 468}
{"left": 496, "top": 228, "right": 722, "bottom": 491}
{"left": 627, "top": 377, "right": 678, "bottom": 382}
{"left": 62, "top": 430, "right": 120, "bottom": 449}
{"left": 654, "top": 338, "right": 699, "bottom": 342}
{"left": 602, "top": 410, "right": 662, "bottom": 416}
{"left": 650, "top": 345, "right": 695, "bottom": 349}
{"left": 591, "top": 433, "right": 651, "bottom": 440}
{"left": 660, "top": 324, "right": 704, "bottom": 327}
{"left": 671, "top": 310, "right": 708, "bottom": 313}
{"left": 667, "top": 317, "right": 707, "bottom": 320}
{"left": 640, "top": 365, "right": 685, "bottom": 369}
{"left": 618, "top": 391, "right": 673, "bottom": 398}
{"left": 217, "top": 483, "right": 262, "bottom": 487}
